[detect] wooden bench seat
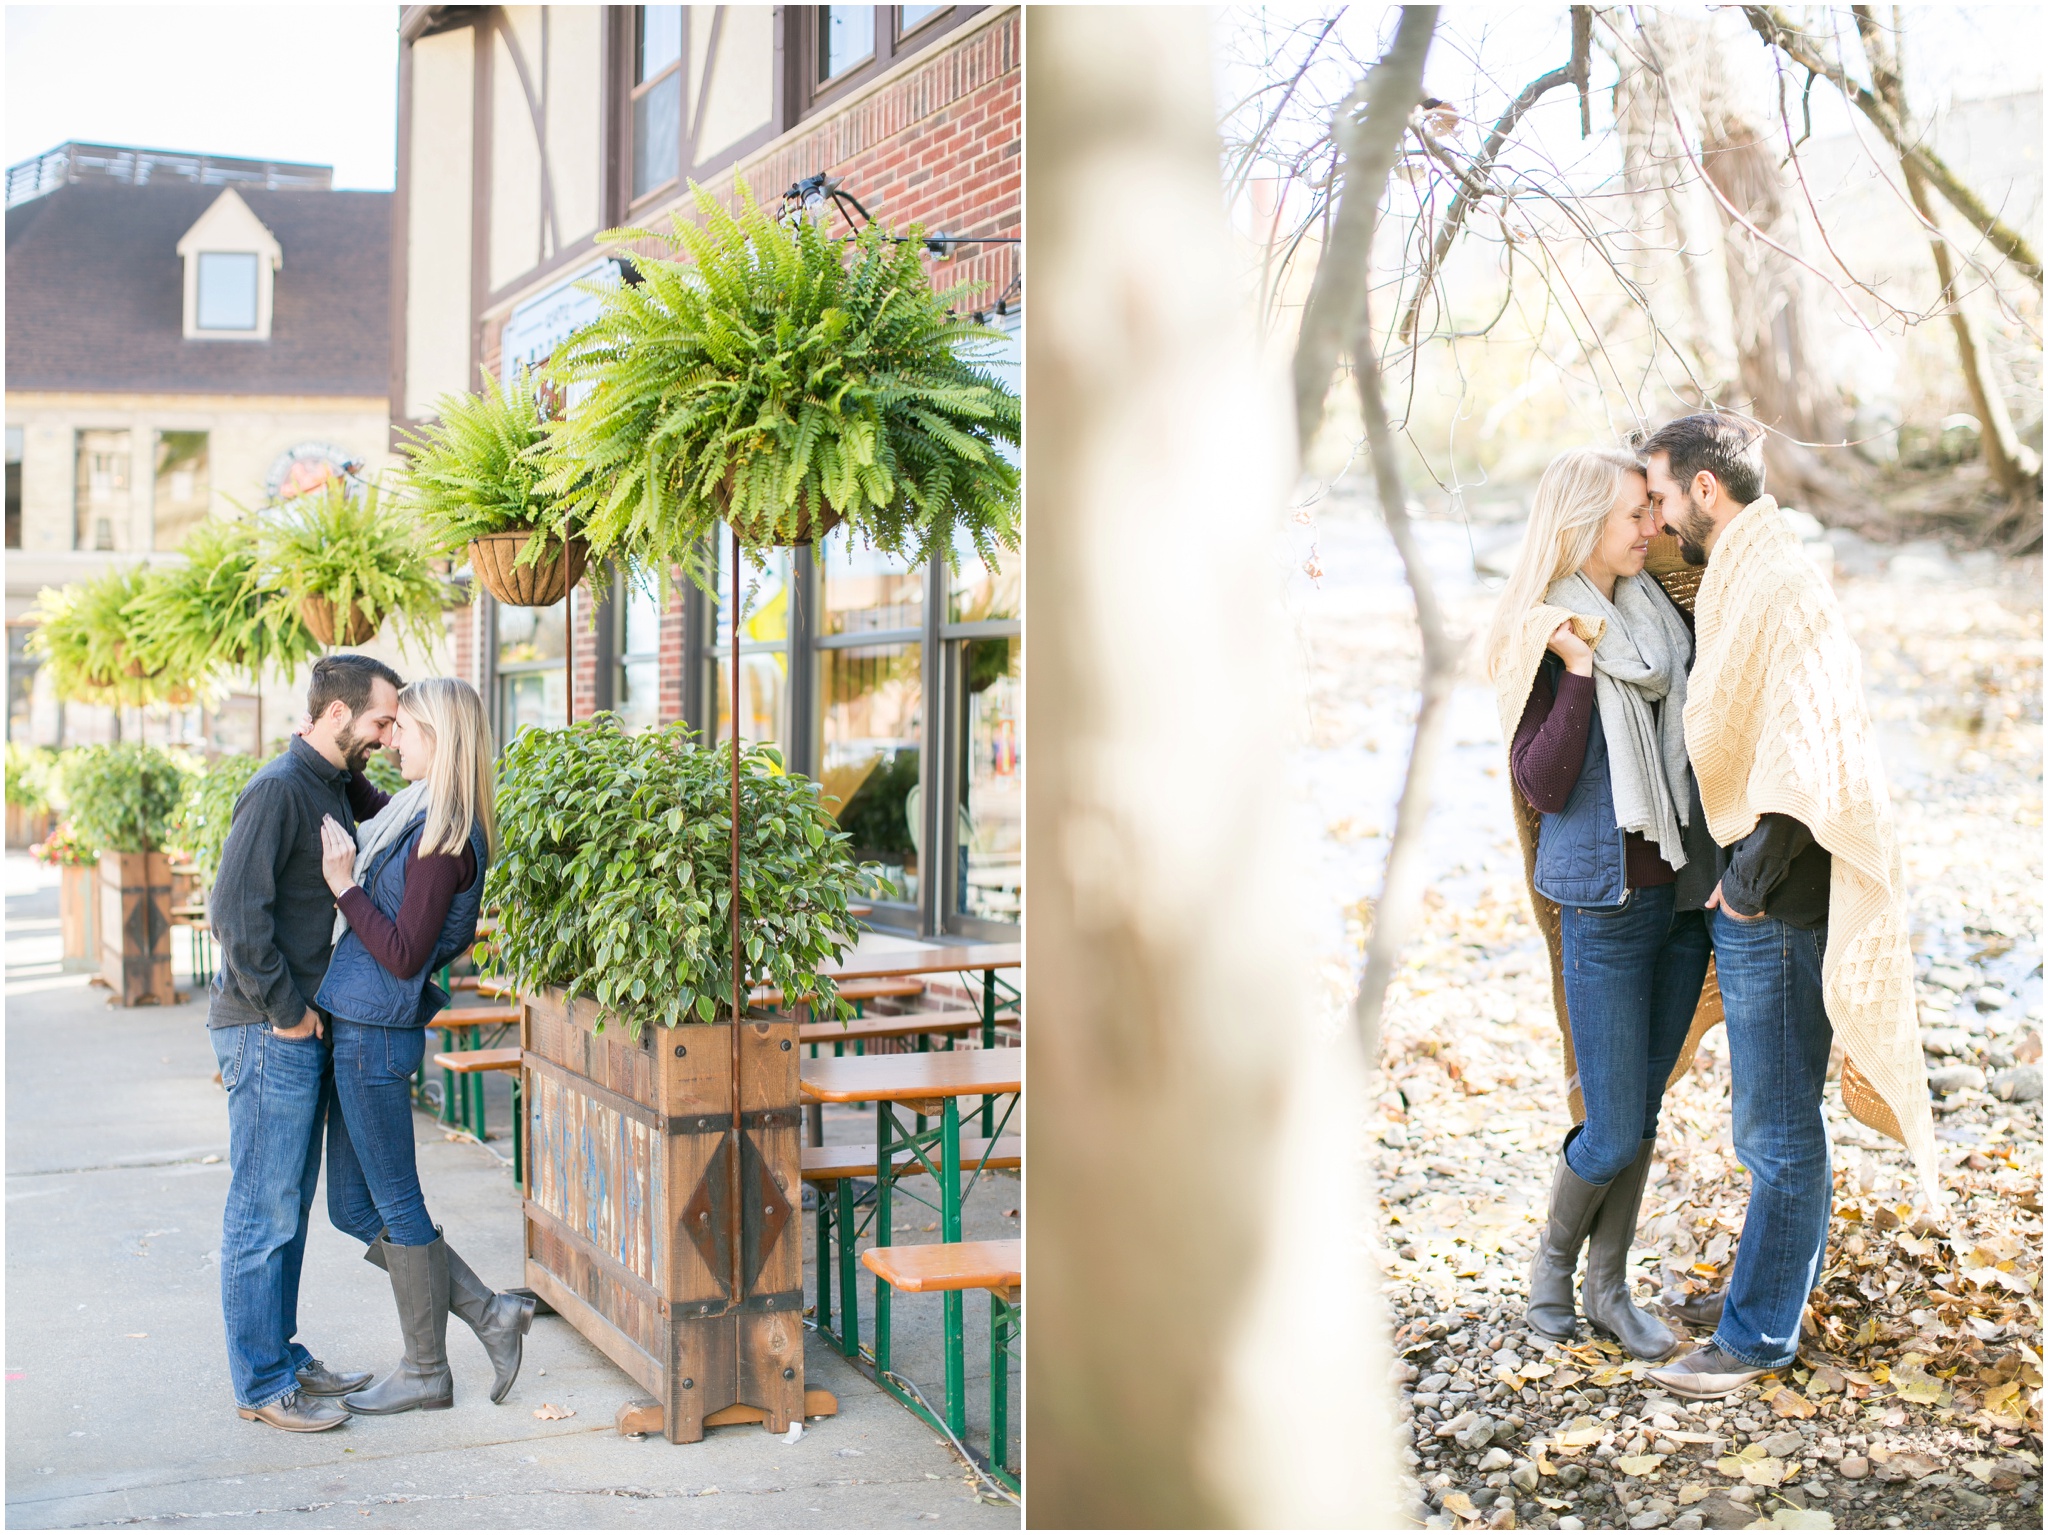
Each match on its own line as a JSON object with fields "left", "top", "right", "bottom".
{"left": 752, "top": 977, "right": 926, "bottom": 1010}
{"left": 861, "top": 1239, "right": 1022, "bottom": 1295}
{"left": 432, "top": 1047, "right": 521, "bottom": 1074}
{"left": 801, "top": 1135, "right": 1021, "bottom": 1183}
{"left": 429, "top": 1003, "right": 521, "bottom": 1029}
{"left": 799, "top": 1008, "right": 1017, "bottom": 1046}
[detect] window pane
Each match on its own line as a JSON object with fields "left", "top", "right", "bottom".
{"left": 74, "top": 429, "right": 132, "bottom": 551}
{"left": 196, "top": 252, "right": 259, "bottom": 330}
{"left": 712, "top": 649, "right": 788, "bottom": 751}
{"left": 637, "top": 5, "right": 683, "bottom": 80}
{"left": 632, "top": 69, "right": 682, "bottom": 200}
{"left": 617, "top": 658, "right": 660, "bottom": 734}
{"left": 901, "top": 5, "right": 948, "bottom": 33}
{"left": 497, "top": 603, "right": 566, "bottom": 667}
{"left": 820, "top": 528, "right": 922, "bottom": 635}
{"left": 5, "top": 429, "right": 20, "bottom": 552}
{"left": 153, "top": 431, "right": 210, "bottom": 550}
{"left": 820, "top": 6, "right": 875, "bottom": 80}
{"left": 713, "top": 536, "right": 790, "bottom": 643}
{"left": 957, "top": 637, "right": 1020, "bottom": 922}
{"left": 820, "top": 642, "right": 922, "bottom": 904}
{"left": 501, "top": 670, "right": 567, "bottom": 738}
{"left": 623, "top": 579, "right": 663, "bottom": 656}
{"left": 947, "top": 542, "right": 1018, "bottom": 623}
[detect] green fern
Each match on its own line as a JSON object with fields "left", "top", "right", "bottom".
{"left": 27, "top": 568, "right": 192, "bottom": 707}
{"left": 398, "top": 367, "right": 578, "bottom": 570}
{"left": 124, "top": 518, "right": 321, "bottom": 694}
{"left": 540, "top": 182, "right": 1020, "bottom": 587}
{"left": 259, "top": 478, "right": 451, "bottom": 654}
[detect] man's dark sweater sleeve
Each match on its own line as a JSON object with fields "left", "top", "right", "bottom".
{"left": 345, "top": 771, "right": 390, "bottom": 822}
{"left": 1721, "top": 814, "right": 1816, "bottom": 918}
{"left": 336, "top": 846, "right": 476, "bottom": 982}
{"left": 212, "top": 778, "right": 311, "bottom": 1029}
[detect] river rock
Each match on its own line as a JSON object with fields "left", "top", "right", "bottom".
{"left": 1762, "top": 1431, "right": 1805, "bottom": 1459}
{"left": 1477, "top": 1447, "right": 1513, "bottom": 1472}
{"left": 1927, "top": 1063, "right": 1987, "bottom": 1095}
{"left": 1838, "top": 1456, "right": 1870, "bottom": 1480}
{"left": 1992, "top": 1063, "right": 2042, "bottom": 1101}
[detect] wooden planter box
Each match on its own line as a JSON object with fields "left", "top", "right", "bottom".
{"left": 6, "top": 801, "right": 55, "bottom": 848}
{"left": 59, "top": 863, "right": 100, "bottom": 967}
{"left": 98, "top": 851, "right": 175, "bottom": 1006}
{"left": 521, "top": 988, "right": 804, "bottom": 1443}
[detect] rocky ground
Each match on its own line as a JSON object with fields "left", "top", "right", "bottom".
{"left": 1291, "top": 507, "right": 2043, "bottom": 1531}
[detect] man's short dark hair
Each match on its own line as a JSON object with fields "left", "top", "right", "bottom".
{"left": 1640, "top": 412, "right": 1767, "bottom": 506}
{"left": 308, "top": 654, "right": 403, "bottom": 721}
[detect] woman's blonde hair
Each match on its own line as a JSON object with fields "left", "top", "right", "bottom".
{"left": 398, "top": 676, "right": 497, "bottom": 861}
{"left": 1484, "top": 446, "right": 1645, "bottom": 681}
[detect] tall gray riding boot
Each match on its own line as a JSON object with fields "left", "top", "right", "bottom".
{"left": 366, "top": 1230, "right": 535, "bottom": 1403}
{"left": 1527, "top": 1135, "right": 1609, "bottom": 1341}
{"left": 344, "top": 1236, "right": 454, "bottom": 1414}
{"left": 1579, "top": 1138, "right": 1677, "bottom": 1360}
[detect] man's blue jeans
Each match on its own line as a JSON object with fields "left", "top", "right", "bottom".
{"left": 1560, "top": 885, "right": 1712, "bottom": 1186}
{"left": 212, "top": 1023, "right": 331, "bottom": 1410}
{"left": 325, "top": 1021, "right": 437, "bottom": 1248}
{"left": 1710, "top": 908, "right": 1833, "bottom": 1369}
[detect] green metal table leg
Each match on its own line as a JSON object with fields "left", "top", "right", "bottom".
{"left": 980, "top": 969, "right": 997, "bottom": 1137}
{"left": 837, "top": 1174, "right": 860, "bottom": 1359}
{"left": 510, "top": 1073, "right": 523, "bottom": 1188}
{"left": 940, "top": 1096, "right": 966, "bottom": 1440}
{"left": 816, "top": 1179, "right": 834, "bottom": 1336}
{"left": 438, "top": 1027, "right": 458, "bottom": 1125}
{"left": 873, "top": 1098, "right": 894, "bottom": 1374}
{"left": 991, "top": 1291, "right": 1015, "bottom": 1477}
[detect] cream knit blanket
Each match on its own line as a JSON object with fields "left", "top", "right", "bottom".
{"left": 1487, "top": 602, "right": 1724, "bottom": 1126}
{"left": 1685, "top": 497, "right": 1939, "bottom": 1203}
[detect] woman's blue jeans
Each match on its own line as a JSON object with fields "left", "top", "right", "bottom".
{"left": 1710, "top": 909, "right": 1833, "bottom": 1369}
{"left": 1559, "top": 885, "right": 1711, "bottom": 1186}
{"left": 325, "top": 1020, "right": 438, "bottom": 1248}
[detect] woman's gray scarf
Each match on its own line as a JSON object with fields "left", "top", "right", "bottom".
{"left": 1544, "top": 570, "right": 1695, "bottom": 870}
{"left": 331, "top": 779, "right": 432, "bottom": 942}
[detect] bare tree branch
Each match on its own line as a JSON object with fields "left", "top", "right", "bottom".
{"left": 1743, "top": 3, "right": 2043, "bottom": 285}
{"left": 1396, "top": 8, "right": 1591, "bottom": 344}
{"left": 1293, "top": 6, "right": 1437, "bottom": 452}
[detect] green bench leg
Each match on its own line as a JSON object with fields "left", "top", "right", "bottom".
{"left": 940, "top": 1097, "right": 966, "bottom": 1441}
{"left": 991, "top": 1291, "right": 1018, "bottom": 1478}
{"left": 873, "top": 1100, "right": 894, "bottom": 1373}
{"left": 510, "top": 1073, "right": 523, "bottom": 1189}
{"left": 839, "top": 1171, "right": 860, "bottom": 1360}
{"left": 815, "top": 1181, "right": 834, "bottom": 1336}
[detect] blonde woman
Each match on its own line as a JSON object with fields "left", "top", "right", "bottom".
{"left": 1485, "top": 448, "right": 1718, "bottom": 1360}
{"left": 311, "top": 678, "right": 532, "bottom": 1414}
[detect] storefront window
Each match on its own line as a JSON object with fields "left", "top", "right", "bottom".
{"left": 821, "top": 528, "right": 922, "bottom": 634}
{"left": 819, "top": 6, "right": 875, "bottom": 80}
{"left": 616, "top": 575, "right": 663, "bottom": 733}
{"left": 153, "top": 431, "right": 210, "bottom": 550}
{"left": 75, "top": 429, "right": 132, "bottom": 551}
{"left": 6, "top": 427, "right": 22, "bottom": 550}
{"left": 710, "top": 535, "right": 790, "bottom": 750}
{"left": 948, "top": 542, "right": 1019, "bottom": 623}
{"left": 8, "top": 625, "right": 40, "bottom": 744}
{"left": 498, "top": 602, "right": 567, "bottom": 738}
{"left": 956, "top": 636, "right": 1020, "bottom": 922}
{"left": 821, "top": 642, "right": 923, "bottom": 906}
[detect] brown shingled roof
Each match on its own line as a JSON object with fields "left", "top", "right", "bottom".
{"left": 6, "top": 182, "right": 389, "bottom": 397}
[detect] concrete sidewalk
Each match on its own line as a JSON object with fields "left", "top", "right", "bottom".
{"left": 4, "top": 854, "right": 1020, "bottom": 1530}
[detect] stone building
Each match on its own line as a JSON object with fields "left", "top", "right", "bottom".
{"left": 394, "top": 5, "right": 1021, "bottom": 938}
{"left": 5, "top": 143, "right": 400, "bottom": 748}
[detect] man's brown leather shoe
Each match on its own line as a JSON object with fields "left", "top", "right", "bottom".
{"left": 1647, "top": 1345, "right": 1768, "bottom": 1401}
{"left": 237, "top": 1389, "right": 347, "bottom": 1432}
{"left": 296, "top": 1359, "right": 373, "bottom": 1396}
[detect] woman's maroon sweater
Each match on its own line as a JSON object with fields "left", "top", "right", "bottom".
{"left": 1510, "top": 667, "right": 1675, "bottom": 890}
{"left": 338, "top": 774, "right": 478, "bottom": 980}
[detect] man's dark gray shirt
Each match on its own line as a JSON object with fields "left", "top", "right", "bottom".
{"left": 206, "top": 737, "right": 359, "bottom": 1031}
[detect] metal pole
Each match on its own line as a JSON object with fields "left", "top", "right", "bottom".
{"left": 729, "top": 530, "right": 745, "bottom": 1310}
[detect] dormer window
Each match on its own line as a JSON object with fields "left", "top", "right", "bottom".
{"left": 177, "top": 189, "right": 281, "bottom": 341}
{"left": 196, "top": 252, "right": 260, "bottom": 330}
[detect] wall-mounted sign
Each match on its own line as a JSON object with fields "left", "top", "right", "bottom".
{"left": 265, "top": 441, "right": 362, "bottom": 504}
{"left": 499, "top": 257, "right": 626, "bottom": 379}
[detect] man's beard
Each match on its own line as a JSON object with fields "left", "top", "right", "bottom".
{"left": 1674, "top": 488, "right": 1715, "bottom": 567}
{"left": 335, "top": 719, "right": 381, "bottom": 773}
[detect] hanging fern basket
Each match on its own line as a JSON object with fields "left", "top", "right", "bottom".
{"left": 715, "top": 475, "right": 843, "bottom": 548}
{"left": 301, "top": 595, "right": 380, "bottom": 647}
{"left": 469, "top": 528, "right": 589, "bottom": 607}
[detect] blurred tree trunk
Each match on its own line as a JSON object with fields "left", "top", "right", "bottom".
{"left": 1617, "top": 13, "right": 1850, "bottom": 508}
{"left": 1854, "top": 6, "right": 2042, "bottom": 531}
{"left": 1027, "top": 7, "right": 1403, "bottom": 1526}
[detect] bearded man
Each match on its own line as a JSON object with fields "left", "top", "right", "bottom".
{"left": 208, "top": 654, "right": 401, "bottom": 1430}
{"left": 1638, "top": 413, "right": 1936, "bottom": 1399}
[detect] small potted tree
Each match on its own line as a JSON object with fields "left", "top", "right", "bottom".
{"left": 399, "top": 368, "right": 588, "bottom": 607}
{"left": 63, "top": 743, "right": 192, "bottom": 1005}
{"left": 259, "top": 479, "right": 449, "bottom": 649}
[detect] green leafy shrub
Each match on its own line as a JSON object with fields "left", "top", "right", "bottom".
{"left": 5, "top": 743, "right": 62, "bottom": 816}
{"left": 124, "top": 518, "right": 320, "bottom": 693}
{"left": 171, "top": 752, "right": 271, "bottom": 884}
{"left": 259, "top": 479, "right": 450, "bottom": 653}
{"left": 361, "top": 749, "right": 407, "bottom": 796}
{"left": 398, "top": 367, "right": 578, "bottom": 568}
{"left": 62, "top": 744, "right": 193, "bottom": 855}
{"left": 541, "top": 183, "right": 1019, "bottom": 586}
{"left": 486, "top": 718, "right": 878, "bottom": 1034}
